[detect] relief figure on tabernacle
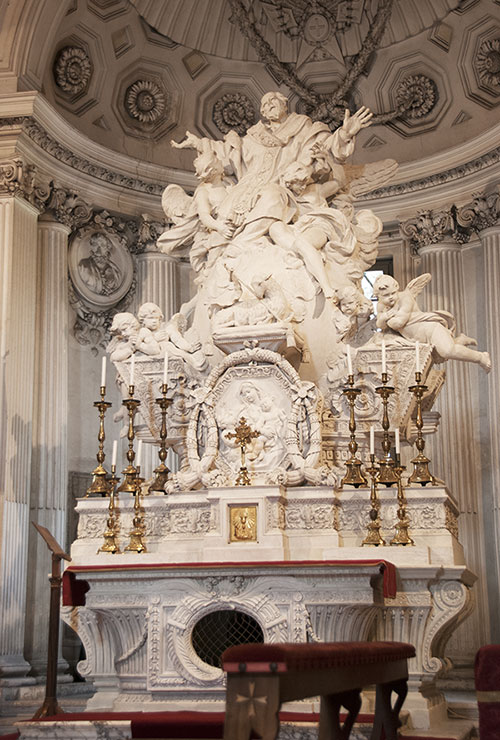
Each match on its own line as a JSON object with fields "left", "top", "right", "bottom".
{"left": 374, "top": 274, "right": 491, "bottom": 372}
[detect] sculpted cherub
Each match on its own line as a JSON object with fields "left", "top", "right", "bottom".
{"left": 373, "top": 274, "right": 491, "bottom": 372}
{"left": 107, "top": 312, "right": 140, "bottom": 361}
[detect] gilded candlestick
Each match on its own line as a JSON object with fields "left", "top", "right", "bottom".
{"left": 408, "top": 371, "right": 437, "bottom": 486}
{"left": 341, "top": 374, "right": 368, "bottom": 488}
{"left": 375, "top": 372, "right": 399, "bottom": 486}
{"left": 149, "top": 383, "right": 171, "bottom": 494}
{"left": 86, "top": 386, "right": 112, "bottom": 497}
{"left": 116, "top": 385, "right": 141, "bottom": 494}
{"left": 124, "top": 470, "right": 147, "bottom": 553}
{"left": 98, "top": 465, "right": 121, "bottom": 554}
{"left": 362, "top": 454, "right": 385, "bottom": 546}
{"left": 226, "top": 417, "right": 260, "bottom": 486}
{"left": 390, "top": 457, "right": 414, "bottom": 546}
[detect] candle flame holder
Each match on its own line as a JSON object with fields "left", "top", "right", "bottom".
{"left": 341, "top": 374, "right": 368, "bottom": 488}
{"left": 390, "top": 456, "right": 414, "bottom": 546}
{"left": 116, "top": 385, "right": 141, "bottom": 494}
{"left": 375, "top": 372, "right": 399, "bottom": 486}
{"left": 86, "top": 386, "right": 112, "bottom": 497}
{"left": 149, "top": 383, "right": 171, "bottom": 494}
{"left": 97, "top": 465, "right": 121, "bottom": 554}
{"left": 408, "top": 371, "right": 437, "bottom": 486}
{"left": 362, "top": 454, "right": 385, "bottom": 546}
{"left": 124, "top": 470, "right": 147, "bottom": 553}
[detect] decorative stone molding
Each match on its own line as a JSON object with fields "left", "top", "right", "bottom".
{"left": 0, "top": 158, "right": 51, "bottom": 210}
{"left": 53, "top": 46, "right": 92, "bottom": 97}
{"left": 125, "top": 79, "right": 167, "bottom": 124}
{"left": 400, "top": 188, "right": 500, "bottom": 253}
{"left": 475, "top": 38, "right": 500, "bottom": 88}
{"left": 395, "top": 74, "right": 438, "bottom": 120}
{"left": 212, "top": 92, "right": 256, "bottom": 135}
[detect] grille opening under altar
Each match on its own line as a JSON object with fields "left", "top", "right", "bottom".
{"left": 191, "top": 609, "right": 264, "bottom": 668}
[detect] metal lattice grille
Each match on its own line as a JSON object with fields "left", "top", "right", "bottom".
{"left": 191, "top": 610, "right": 264, "bottom": 668}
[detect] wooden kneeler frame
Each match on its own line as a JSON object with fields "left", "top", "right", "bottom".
{"left": 222, "top": 642, "right": 415, "bottom": 740}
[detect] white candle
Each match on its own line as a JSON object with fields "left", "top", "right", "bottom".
{"left": 346, "top": 345, "right": 353, "bottom": 376}
{"left": 370, "top": 425, "right": 375, "bottom": 456}
{"left": 111, "top": 440, "right": 118, "bottom": 468}
{"left": 381, "top": 339, "right": 386, "bottom": 375}
{"left": 101, "top": 356, "right": 106, "bottom": 388}
{"left": 415, "top": 341, "right": 420, "bottom": 374}
{"left": 163, "top": 350, "right": 168, "bottom": 386}
{"left": 395, "top": 428, "right": 400, "bottom": 455}
{"left": 130, "top": 353, "right": 135, "bottom": 386}
{"left": 136, "top": 439, "right": 143, "bottom": 469}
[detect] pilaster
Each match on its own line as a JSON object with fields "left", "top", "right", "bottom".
{"left": 0, "top": 192, "right": 39, "bottom": 685}
{"left": 24, "top": 217, "right": 71, "bottom": 677}
{"left": 134, "top": 252, "right": 178, "bottom": 320}
{"left": 414, "top": 240, "right": 488, "bottom": 658}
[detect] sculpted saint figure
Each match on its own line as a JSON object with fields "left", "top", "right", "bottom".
{"left": 170, "top": 92, "right": 373, "bottom": 245}
{"left": 78, "top": 233, "right": 121, "bottom": 296}
{"left": 374, "top": 274, "right": 491, "bottom": 372}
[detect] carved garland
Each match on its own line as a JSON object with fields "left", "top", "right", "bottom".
{"left": 227, "top": 0, "right": 435, "bottom": 126}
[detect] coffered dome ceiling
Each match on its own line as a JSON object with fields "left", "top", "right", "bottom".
{"left": 41, "top": 0, "right": 500, "bottom": 172}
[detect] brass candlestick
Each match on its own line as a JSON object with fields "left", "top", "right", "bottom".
{"left": 390, "top": 456, "right": 414, "bottom": 546}
{"left": 149, "top": 383, "right": 171, "bottom": 494}
{"left": 408, "top": 371, "right": 437, "bottom": 486}
{"left": 124, "top": 470, "right": 147, "bottom": 553}
{"left": 362, "top": 454, "right": 385, "bottom": 546}
{"left": 98, "top": 465, "right": 121, "bottom": 554}
{"left": 226, "top": 417, "right": 260, "bottom": 486}
{"left": 341, "top": 374, "right": 368, "bottom": 488}
{"left": 86, "top": 386, "right": 112, "bottom": 496}
{"left": 116, "top": 385, "right": 140, "bottom": 494}
{"left": 375, "top": 373, "right": 399, "bottom": 486}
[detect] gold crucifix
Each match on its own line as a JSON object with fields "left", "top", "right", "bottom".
{"left": 226, "top": 416, "right": 260, "bottom": 486}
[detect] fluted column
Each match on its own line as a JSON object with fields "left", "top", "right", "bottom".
{"left": 24, "top": 217, "right": 71, "bottom": 676}
{"left": 418, "top": 240, "right": 489, "bottom": 657}
{"left": 134, "top": 252, "right": 178, "bottom": 319}
{"left": 0, "top": 194, "right": 39, "bottom": 685}
{"left": 477, "top": 224, "right": 500, "bottom": 641}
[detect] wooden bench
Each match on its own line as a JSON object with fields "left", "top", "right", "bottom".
{"left": 222, "top": 641, "right": 415, "bottom": 740}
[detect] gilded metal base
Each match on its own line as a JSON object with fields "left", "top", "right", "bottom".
{"left": 390, "top": 512, "right": 415, "bottom": 546}
{"left": 377, "top": 460, "right": 399, "bottom": 487}
{"left": 149, "top": 463, "right": 170, "bottom": 494}
{"left": 362, "top": 510, "right": 385, "bottom": 546}
{"left": 124, "top": 526, "right": 147, "bottom": 553}
{"left": 86, "top": 467, "right": 110, "bottom": 496}
{"left": 235, "top": 466, "right": 251, "bottom": 486}
{"left": 341, "top": 459, "right": 368, "bottom": 488}
{"left": 116, "top": 467, "right": 138, "bottom": 494}
{"left": 98, "top": 527, "right": 120, "bottom": 554}
{"left": 408, "top": 453, "right": 437, "bottom": 486}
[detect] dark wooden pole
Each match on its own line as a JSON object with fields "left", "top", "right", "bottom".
{"left": 31, "top": 522, "right": 71, "bottom": 719}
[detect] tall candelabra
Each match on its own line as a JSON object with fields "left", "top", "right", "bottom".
{"left": 124, "top": 469, "right": 147, "bottom": 553}
{"left": 362, "top": 455, "right": 385, "bottom": 546}
{"left": 116, "top": 384, "right": 141, "bottom": 494}
{"left": 86, "top": 386, "right": 112, "bottom": 496}
{"left": 408, "top": 371, "right": 437, "bottom": 486}
{"left": 341, "top": 373, "right": 367, "bottom": 488}
{"left": 149, "top": 383, "right": 171, "bottom": 494}
{"left": 98, "top": 465, "right": 121, "bottom": 554}
{"left": 390, "top": 456, "right": 414, "bottom": 546}
{"left": 375, "top": 372, "right": 399, "bottom": 486}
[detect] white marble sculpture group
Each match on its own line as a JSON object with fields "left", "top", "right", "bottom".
{"left": 105, "top": 91, "right": 490, "bottom": 489}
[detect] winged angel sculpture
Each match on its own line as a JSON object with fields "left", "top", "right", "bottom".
{"left": 158, "top": 92, "right": 397, "bottom": 364}
{"left": 374, "top": 273, "right": 491, "bottom": 372}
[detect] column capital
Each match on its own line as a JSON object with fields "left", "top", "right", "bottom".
{"left": 400, "top": 186, "right": 500, "bottom": 255}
